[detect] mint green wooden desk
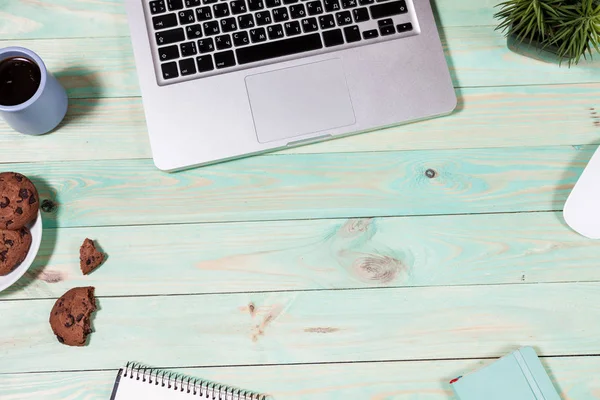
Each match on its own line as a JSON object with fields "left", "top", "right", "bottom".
{"left": 1, "top": 1, "right": 600, "bottom": 398}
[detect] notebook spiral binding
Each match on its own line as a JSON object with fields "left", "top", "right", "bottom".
{"left": 123, "top": 362, "right": 268, "bottom": 400}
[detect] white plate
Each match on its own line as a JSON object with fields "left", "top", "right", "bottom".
{"left": 0, "top": 210, "right": 43, "bottom": 292}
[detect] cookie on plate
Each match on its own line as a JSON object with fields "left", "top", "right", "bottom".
{"left": 49, "top": 287, "right": 97, "bottom": 346}
{"left": 0, "top": 227, "right": 32, "bottom": 276}
{"left": 0, "top": 172, "right": 39, "bottom": 230}
{"left": 79, "top": 238, "right": 105, "bottom": 275}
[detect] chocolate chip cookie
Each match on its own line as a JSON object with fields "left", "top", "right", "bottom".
{"left": 0, "top": 172, "right": 39, "bottom": 230}
{"left": 79, "top": 238, "right": 105, "bottom": 275}
{"left": 49, "top": 287, "right": 97, "bottom": 346}
{"left": 0, "top": 228, "right": 32, "bottom": 276}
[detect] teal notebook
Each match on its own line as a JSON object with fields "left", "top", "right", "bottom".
{"left": 450, "top": 347, "right": 562, "bottom": 400}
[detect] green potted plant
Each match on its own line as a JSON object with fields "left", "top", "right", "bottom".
{"left": 494, "top": 0, "right": 600, "bottom": 65}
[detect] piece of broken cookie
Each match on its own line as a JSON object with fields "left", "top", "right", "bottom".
{"left": 79, "top": 238, "right": 105, "bottom": 275}
{"left": 49, "top": 286, "right": 97, "bottom": 346}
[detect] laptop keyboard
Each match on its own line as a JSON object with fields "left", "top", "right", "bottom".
{"left": 148, "top": 0, "right": 415, "bottom": 84}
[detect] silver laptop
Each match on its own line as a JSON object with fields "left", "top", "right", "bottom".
{"left": 125, "top": 0, "right": 456, "bottom": 171}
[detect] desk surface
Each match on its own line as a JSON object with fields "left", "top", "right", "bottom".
{"left": 1, "top": 0, "right": 600, "bottom": 398}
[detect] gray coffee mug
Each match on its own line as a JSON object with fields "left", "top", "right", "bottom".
{"left": 0, "top": 47, "right": 68, "bottom": 135}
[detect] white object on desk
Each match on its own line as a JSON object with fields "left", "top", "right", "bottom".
{"left": 564, "top": 146, "right": 600, "bottom": 239}
{"left": 110, "top": 363, "right": 268, "bottom": 400}
{"left": 0, "top": 210, "right": 43, "bottom": 292}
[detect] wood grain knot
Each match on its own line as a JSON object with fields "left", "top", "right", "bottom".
{"left": 41, "top": 199, "right": 57, "bottom": 213}
{"left": 353, "top": 255, "right": 404, "bottom": 284}
{"left": 338, "top": 218, "right": 373, "bottom": 238}
{"left": 304, "top": 327, "right": 339, "bottom": 334}
{"left": 425, "top": 169, "right": 437, "bottom": 179}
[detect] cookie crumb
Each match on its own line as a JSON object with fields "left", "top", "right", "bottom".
{"left": 79, "top": 238, "right": 105, "bottom": 275}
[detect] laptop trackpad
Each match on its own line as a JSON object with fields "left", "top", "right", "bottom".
{"left": 245, "top": 59, "right": 356, "bottom": 144}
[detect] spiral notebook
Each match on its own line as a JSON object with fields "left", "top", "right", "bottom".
{"left": 110, "top": 363, "right": 268, "bottom": 400}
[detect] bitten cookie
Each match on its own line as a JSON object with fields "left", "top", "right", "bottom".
{"left": 49, "top": 287, "right": 97, "bottom": 346}
{"left": 0, "top": 172, "right": 39, "bottom": 230}
{"left": 0, "top": 228, "right": 32, "bottom": 276}
{"left": 80, "top": 238, "right": 105, "bottom": 275}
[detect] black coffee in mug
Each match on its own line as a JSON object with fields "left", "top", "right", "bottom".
{"left": 0, "top": 57, "right": 42, "bottom": 106}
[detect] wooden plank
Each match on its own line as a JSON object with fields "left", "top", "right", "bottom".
{"left": 442, "top": 27, "right": 600, "bottom": 88}
{"left": 1, "top": 356, "right": 598, "bottom": 399}
{"left": 0, "top": 97, "right": 151, "bottom": 162}
{"left": 0, "top": 0, "right": 500, "bottom": 41}
{"left": 2, "top": 84, "right": 600, "bottom": 163}
{"left": 1, "top": 212, "right": 599, "bottom": 300}
{"left": 1, "top": 282, "right": 600, "bottom": 373}
{"left": 0, "top": 145, "right": 590, "bottom": 229}
{"left": 1, "top": 28, "right": 598, "bottom": 100}
{"left": 0, "top": 0, "right": 128, "bottom": 40}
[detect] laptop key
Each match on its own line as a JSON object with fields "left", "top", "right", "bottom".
{"left": 198, "top": 37, "right": 215, "bottom": 52}
{"left": 236, "top": 33, "right": 322, "bottom": 64}
{"left": 185, "top": 0, "right": 201, "bottom": 6}
{"left": 352, "top": 7, "right": 369, "bottom": 22}
{"left": 220, "top": 17, "right": 238, "bottom": 32}
{"left": 196, "top": 6, "right": 212, "bottom": 21}
{"left": 180, "top": 41, "right": 198, "bottom": 56}
{"left": 213, "top": 3, "right": 230, "bottom": 17}
{"left": 336, "top": 10, "right": 352, "bottom": 25}
{"left": 266, "top": 0, "right": 282, "bottom": 6}
{"left": 284, "top": 0, "right": 299, "bottom": 4}
{"left": 301, "top": 17, "right": 319, "bottom": 32}
{"left": 307, "top": 0, "right": 323, "bottom": 15}
{"left": 158, "top": 44, "right": 180, "bottom": 61}
{"left": 203, "top": 0, "right": 218, "bottom": 4}
{"left": 186, "top": 24, "right": 204, "bottom": 39}
{"left": 153, "top": 13, "right": 178, "bottom": 30}
{"left": 362, "top": 28, "right": 378, "bottom": 39}
{"left": 161, "top": 61, "right": 179, "bottom": 79}
{"left": 359, "top": 0, "right": 373, "bottom": 4}
{"left": 178, "top": 9, "right": 196, "bottom": 24}
{"left": 179, "top": 58, "right": 197, "bottom": 75}
{"left": 369, "top": 0, "right": 407, "bottom": 19}
{"left": 267, "top": 24, "right": 285, "bottom": 39}
{"left": 214, "top": 50, "right": 236, "bottom": 68}
{"left": 233, "top": 31, "right": 250, "bottom": 46}
{"left": 196, "top": 54, "right": 214, "bottom": 71}
{"left": 377, "top": 17, "right": 392, "bottom": 26}
{"left": 380, "top": 24, "right": 395, "bottom": 35}
{"left": 284, "top": 20, "right": 302, "bottom": 35}
{"left": 248, "top": 0, "right": 265, "bottom": 11}
{"left": 273, "top": 7, "right": 289, "bottom": 21}
{"left": 216, "top": 34, "right": 232, "bottom": 49}
{"left": 250, "top": 27, "right": 267, "bottom": 42}
{"left": 343, "top": 25, "right": 361, "bottom": 42}
{"left": 323, "top": 28, "right": 344, "bottom": 46}
{"left": 230, "top": 0, "right": 248, "bottom": 13}
{"left": 396, "top": 22, "right": 412, "bottom": 32}
{"left": 238, "top": 14, "right": 256, "bottom": 28}
{"left": 150, "top": 0, "right": 167, "bottom": 14}
{"left": 167, "top": 0, "right": 184, "bottom": 10}
{"left": 318, "top": 14, "right": 335, "bottom": 29}
{"left": 255, "top": 10, "right": 272, "bottom": 25}
{"left": 156, "top": 28, "right": 185, "bottom": 46}
{"left": 290, "top": 4, "right": 306, "bottom": 18}
{"left": 203, "top": 21, "right": 220, "bottom": 35}
{"left": 324, "top": 0, "right": 340, "bottom": 12}
{"left": 342, "top": 0, "right": 357, "bottom": 8}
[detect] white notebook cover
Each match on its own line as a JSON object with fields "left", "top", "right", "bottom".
{"left": 110, "top": 363, "right": 267, "bottom": 400}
